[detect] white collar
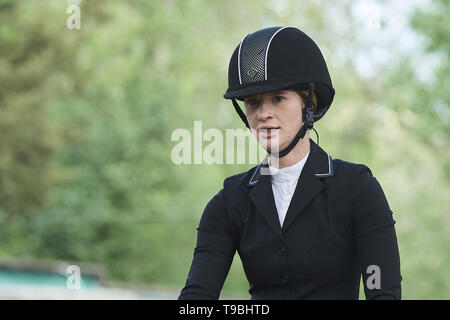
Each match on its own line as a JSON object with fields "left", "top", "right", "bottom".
{"left": 268, "top": 152, "right": 310, "bottom": 182}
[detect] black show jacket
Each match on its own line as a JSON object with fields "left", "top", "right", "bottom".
{"left": 179, "top": 139, "right": 402, "bottom": 300}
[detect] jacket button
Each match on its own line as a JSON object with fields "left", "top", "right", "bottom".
{"left": 276, "top": 247, "right": 286, "bottom": 256}
{"left": 281, "top": 273, "right": 289, "bottom": 282}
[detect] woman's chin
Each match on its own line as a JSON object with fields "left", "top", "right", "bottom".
{"left": 258, "top": 138, "right": 282, "bottom": 153}
{"left": 256, "top": 131, "right": 285, "bottom": 152}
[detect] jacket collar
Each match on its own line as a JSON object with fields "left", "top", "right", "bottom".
{"left": 246, "top": 138, "right": 334, "bottom": 239}
{"left": 247, "top": 138, "right": 333, "bottom": 187}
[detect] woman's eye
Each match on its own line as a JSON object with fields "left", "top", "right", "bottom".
{"left": 245, "top": 99, "right": 258, "bottom": 106}
{"left": 273, "top": 96, "right": 285, "bottom": 103}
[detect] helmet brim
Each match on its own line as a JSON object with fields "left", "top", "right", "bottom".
{"left": 223, "top": 79, "right": 306, "bottom": 101}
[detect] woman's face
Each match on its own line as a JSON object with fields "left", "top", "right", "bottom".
{"left": 244, "top": 90, "right": 304, "bottom": 152}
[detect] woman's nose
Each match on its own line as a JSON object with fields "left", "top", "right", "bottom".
{"left": 256, "top": 100, "right": 272, "bottom": 120}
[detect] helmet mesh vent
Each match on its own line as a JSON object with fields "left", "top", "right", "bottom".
{"left": 240, "top": 28, "right": 280, "bottom": 85}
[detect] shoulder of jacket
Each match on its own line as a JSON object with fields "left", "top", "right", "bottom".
{"left": 220, "top": 165, "right": 258, "bottom": 205}
{"left": 331, "top": 158, "right": 375, "bottom": 184}
{"left": 223, "top": 165, "right": 259, "bottom": 188}
{"left": 331, "top": 159, "right": 382, "bottom": 199}
{"left": 333, "top": 158, "right": 372, "bottom": 174}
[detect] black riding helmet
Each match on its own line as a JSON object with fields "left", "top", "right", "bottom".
{"left": 223, "top": 26, "right": 335, "bottom": 157}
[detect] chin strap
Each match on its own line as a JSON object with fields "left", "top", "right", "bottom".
{"left": 232, "top": 98, "right": 250, "bottom": 129}
{"left": 268, "top": 124, "right": 307, "bottom": 158}
{"left": 231, "top": 82, "right": 318, "bottom": 157}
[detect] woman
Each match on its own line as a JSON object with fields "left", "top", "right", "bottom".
{"left": 178, "top": 26, "right": 402, "bottom": 300}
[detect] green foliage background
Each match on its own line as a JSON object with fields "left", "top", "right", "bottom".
{"left": 0, "top": 0, "right": 448, "bottom": 299}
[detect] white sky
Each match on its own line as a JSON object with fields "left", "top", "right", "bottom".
{"left": 267, "top": 0, "right": 440, "bottom": 82}
{"left": 350, "top": 0, "right": 441, "bottom": 82}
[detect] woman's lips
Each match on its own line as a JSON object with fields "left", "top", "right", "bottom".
{"left": 258, "top": 128, "right": 280, "bottom": 138}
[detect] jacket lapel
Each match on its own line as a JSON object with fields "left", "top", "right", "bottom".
{"left": 281, "top": 159, "right": 324, "bottom": 232}
{"left": 282, "top": 139, "right": 333, "bottom": 232}
{"left": 246, "top": 139, "right": 334, "bottom": 237}
{"left": 248, "top": 160, "right": 284, "bottom": 240}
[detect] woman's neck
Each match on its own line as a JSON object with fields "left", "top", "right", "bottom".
{"left": 268, "top": 134, "right": 310, "bottom": 169}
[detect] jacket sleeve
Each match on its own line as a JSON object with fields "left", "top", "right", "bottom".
{"left": 178, "top": 187, "right": 238, "bottom": 300}
{"left": 350, "top": 165, "right": 402, "bottom": 300}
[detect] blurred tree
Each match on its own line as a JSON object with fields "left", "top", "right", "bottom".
{"left": 409, "top": 0, "right": 450, "bottom": 178}
{"left": 0, "top": 0, "right": 78, "bottom": 221}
